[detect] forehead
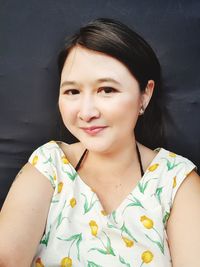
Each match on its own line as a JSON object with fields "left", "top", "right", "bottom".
{"left": 61, "top": 45, "right": 135, "bottom": 82}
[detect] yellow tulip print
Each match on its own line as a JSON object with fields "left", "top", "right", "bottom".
{"left": 140, "top": 250, "right": 154, "bottom": 266}
{"left": 32, "top": 155, "right": 38, "bottom": 166}
{"left": 70, "top": 197, "right": 77, "bottom": 208}
{"left": 58, "top": 182, "right": 63, "bottom": 193}
{"left": 140, "top": 216, "right": 154, "bottom": 229}
{"left": 148, "top": 163, "right": 159, "bottom": 172}
{"left": 57, "top": 233, "right": 82, "bottom": 261}
{"left": 60, "top": 257, "right": 72, "bottom": 267}
{"left": 169, "top": 152, "right": 176, "bottom": 158}
{"left": 122, "top": 236, "right": 134, "bottom": 247}
{"left": 140, "top": 215, "right": 164, "bottom": 254}
{"left": 35, "top": 257, "right": 45, "bottom": 267}
{"left": 49, "top": 140, "right": 56, "bottom": 144}
{"left": 173, "top": 176, "right": 177, "bottom": 188}
{"left": 62, "top": 156, "right": 69, "bottom": 164}
{"left": 89, "top": 220, "right": 98, "bottom": 236}
{"left": 101, "top": 210, "right": 107, "bottom": 216}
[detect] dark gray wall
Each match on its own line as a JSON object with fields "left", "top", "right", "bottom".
{"left": 0, "top": 0, "right": 200, "bottom": 208}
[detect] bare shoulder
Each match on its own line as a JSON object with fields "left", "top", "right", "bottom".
{"left": 0, "top": 162, "right": 54, "bottom": 265}
{"left": 57, "top": 141, "right": 85, "bottom": 167}
{"left": 166, "top": 170, "right": 200, "bottom": 266}
{"left": 173, "top": 170, "right": 200, "bottom": 203}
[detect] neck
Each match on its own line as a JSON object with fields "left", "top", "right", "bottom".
{"left": 84, "top": 140, "right": 139, "bottom": 178}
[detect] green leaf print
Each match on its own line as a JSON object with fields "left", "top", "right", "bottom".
{"left": 121, "top": 223, "right": 138, "bottom": 243}
{"left": 155, "top": 187, "right": 163, "bottom": 204}
{"left": 40, "top": 225, "right": 51, "bottom": 247}
{"left": 40, "top": 147, "right": 54, "bottom": 166}
{"left": 138, "top": 178, "right": 157, "bottom": 194}
{"left": 88, "top": 231, "right": 116, "bottom": 256}
{"left": 61, "top": 164, "right": 77, "bottom": 181}
{"left": 104, "top": 232, "right": 115, "bottom": 255}
{"left": 119, "top": 255, "right": 131, "bottom": 267}
{"left": 122, "top": 194, "right": 145, "bottom": 214}
{"left": 87, "top": 261, "right": 103, "bottom": 267}
{"left": 66, "top": 171, "right": 77, "bottom": 181}
{"left": 57, "top": 233, "right": 82, "bottom": 261}
{"left": 145, "top": 234, "right": 164, "bottom": 254}
{"left": 162, "top": 211, "right": 170, "bottom": 225}
{"left": 59, "top": 233, "right": 81, "bottom": 242}
{"left": 89, "top": 248, "right": 109, "bottom": 255}
{"left": 107, "top": 222, "right": 137, "bottom": 243}
{"left": 162, "top": 157, "right": 182, "bottom": 171}
{"left": 109, "top": 210, "right": 117, "bottom": 224}
{"left": 81, "top": 193, "right": 98, "bottom": 214}
{"left": 56, "top": 200, "right": 67, "bottom": 229}
{"left": 107, "top": 223, "right": 117, "bottom": 229}
{"left": 76, "top": 234, "right": 82, "bottom": 261}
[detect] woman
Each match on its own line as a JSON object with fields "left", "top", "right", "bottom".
{"left": 0, "top": 18, "right": 200, "bottom": 267}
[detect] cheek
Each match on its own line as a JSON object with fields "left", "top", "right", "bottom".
{"left": 112, "top": 97, "right": 140, "bottom": 118}
{"left": 113, "top": 98, "right": 140, "bottom": 130}
{"left": 58, "top": 98, "right": 77, "bottom": 125}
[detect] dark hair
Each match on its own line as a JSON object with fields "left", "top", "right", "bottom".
{"left": 58, "top": 18, "right": 165, "bottom": 148}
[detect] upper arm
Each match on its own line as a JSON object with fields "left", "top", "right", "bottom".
{"left": 0, "top": 162, "right": 54, "bottom": 266}
{"left": 167, "top": 170, "right": 200, "bottom": 267}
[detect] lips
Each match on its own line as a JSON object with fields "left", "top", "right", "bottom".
{"left": 80, "top": 126, "right": 107, "bottom": 135}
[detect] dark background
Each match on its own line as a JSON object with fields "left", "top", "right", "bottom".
{"left": 0, "top": 0, "right": 200, "bottom": 208}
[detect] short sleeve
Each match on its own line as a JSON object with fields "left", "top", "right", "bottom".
{"left": 171, "top": 155, "right": 196, "bottom": 203}
{"left": 158, "top": 150, "right": 196, "bottom": 227}
{"left": 28, "top": 141, "right": 58, "bottom": 189}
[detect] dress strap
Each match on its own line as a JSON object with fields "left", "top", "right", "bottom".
{"left": 75, "top": 149, "right": 88, "bottom": 171}
{"left": 75, "top": 144, "right": 144, "bottom": 177}
{"left": 136, "top": 143, "right": 144, "bottom": 177}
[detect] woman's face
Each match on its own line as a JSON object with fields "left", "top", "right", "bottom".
{"left": 59, "top": 46, "right": 153, "bottom": 153}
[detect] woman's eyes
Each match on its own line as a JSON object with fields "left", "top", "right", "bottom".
{"left": 63, "top": 87, "right": 118, "bottom": 95}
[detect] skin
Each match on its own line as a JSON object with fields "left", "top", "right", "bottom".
{"left": 0, "top": 45, "right": 199, "bottom": 267}
{"left": 58, "top": 46, "right": 154, "bottom": 213}
{"left": 59, "top": 45, "right": 154, "bottom": 154}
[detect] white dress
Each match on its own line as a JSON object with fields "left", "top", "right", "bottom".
{"left": 29, "top": 141, "right": 195, "bottom": 267}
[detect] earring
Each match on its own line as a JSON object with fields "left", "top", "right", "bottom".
{"left": 139, "top": 106, "right": 145, "bottom": 115}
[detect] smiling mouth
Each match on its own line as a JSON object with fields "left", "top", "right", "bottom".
{"left": 80, "top": 126, "right": 107, "bottom": 135}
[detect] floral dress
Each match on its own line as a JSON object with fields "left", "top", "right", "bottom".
{"left": 29, "top": 141, "right": 195, "bottom": 267}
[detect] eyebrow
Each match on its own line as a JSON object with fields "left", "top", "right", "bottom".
{"left": 60, "top": 78, "right": 122, "bottom": 88}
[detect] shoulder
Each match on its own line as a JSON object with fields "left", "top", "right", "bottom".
{"left": 29, "top": 140, "right": 84, "bottom": 164}
{"left": 58, "top": 141, "right": 85, "bottom": 167}
{"left": 166, "top": 170, "right": 200, "bottom": 266}
{"left": 169, "top": 170, "right": 200, "bottom": 222}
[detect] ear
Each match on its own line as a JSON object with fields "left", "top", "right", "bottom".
{"left": 140, "top": 80, "right": 155, "bottom": 110}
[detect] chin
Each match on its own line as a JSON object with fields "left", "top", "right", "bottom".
{"left": 80, "top": 139, "right": 117, "bottom": 154}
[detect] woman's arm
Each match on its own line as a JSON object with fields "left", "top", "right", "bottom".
{"left": 0, "top": 163, "right": 54, "bottom": 267}
{"left": 167, "top": 170, "right": 200, "bottom": 267}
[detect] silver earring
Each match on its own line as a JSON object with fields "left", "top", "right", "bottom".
{"left": 139, "top": 106, "right": 145, "bottom": 115}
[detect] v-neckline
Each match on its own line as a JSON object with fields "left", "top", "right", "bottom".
{"left": 55, "top": 141, "right": 164, "bottom": 216}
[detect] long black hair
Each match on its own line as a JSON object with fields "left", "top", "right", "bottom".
{"left": 58, "top": 18, "right": 165, "bottom": 149}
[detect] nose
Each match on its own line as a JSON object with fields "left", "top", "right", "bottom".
{"left": 78, "top": 94, "right": 100, "bottom": 122}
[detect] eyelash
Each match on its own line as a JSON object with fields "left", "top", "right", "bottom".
{"left": 98, "top": 87, "right": 117, "bottom": 94}
{"left": 63, "top": 87, "right": 118, "bottom": 95}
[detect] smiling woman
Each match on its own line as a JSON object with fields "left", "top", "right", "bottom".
{"left": 58, "top": 46, "right": 151, "bottom": 153}
{"left": 0, "top": 18, "right": 200, "bottom": 267}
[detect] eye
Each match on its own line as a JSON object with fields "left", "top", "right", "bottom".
{"left": 64, "top": 89, "right": 80, "bottom": 95}
{"left": 98, "top": 87, "right": 117, "bottom": 94}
